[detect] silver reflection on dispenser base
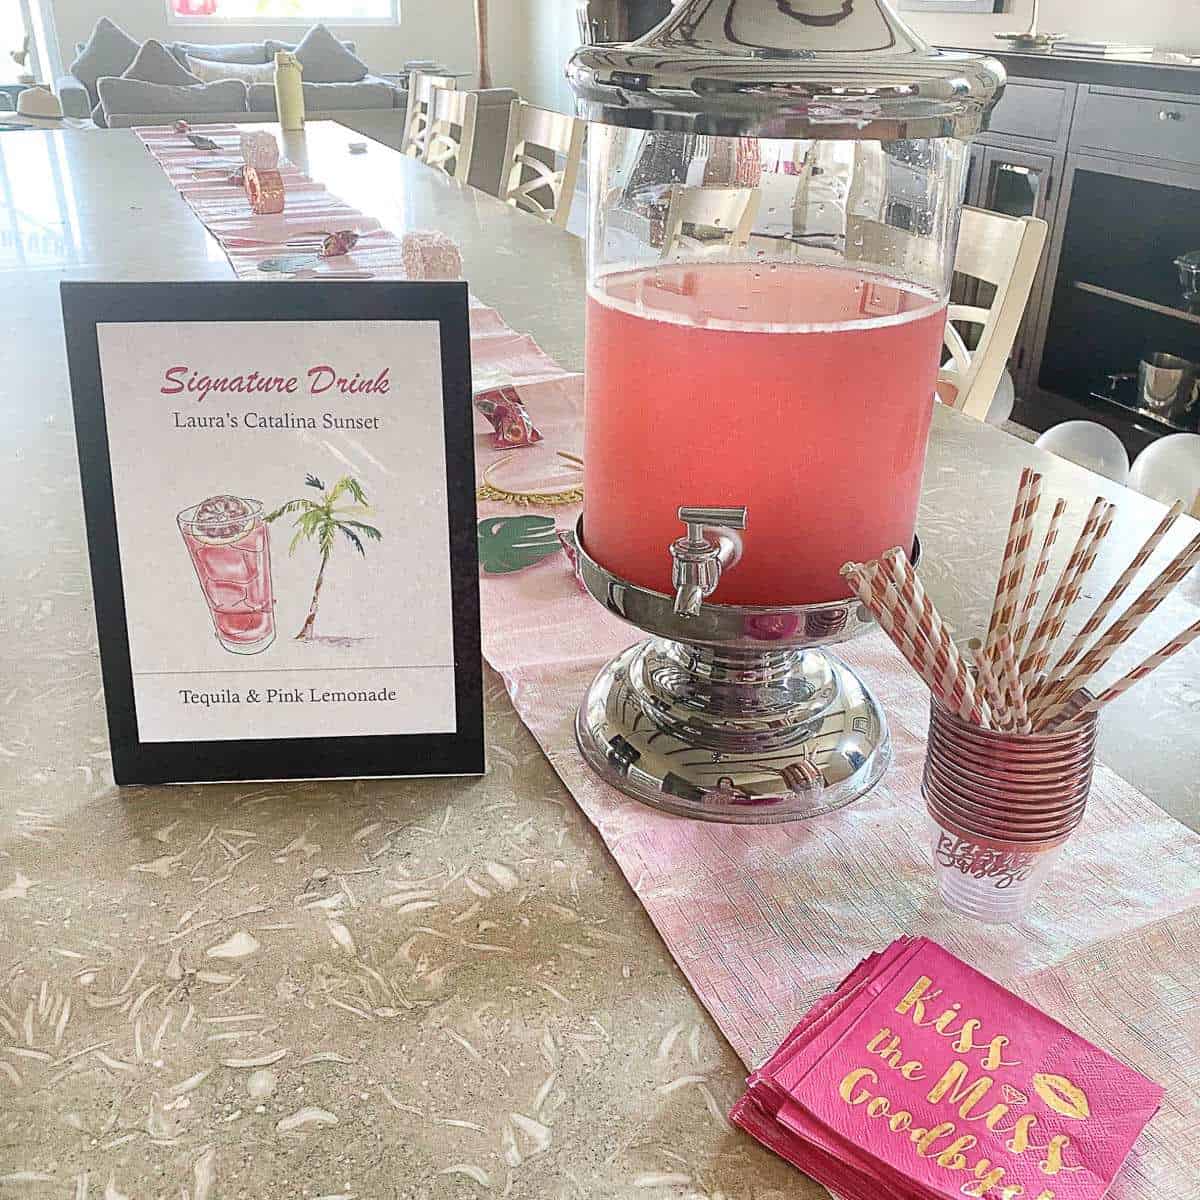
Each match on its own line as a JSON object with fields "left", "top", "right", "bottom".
{"left": 565, "top": 510, "right": 914, "bottom": 825}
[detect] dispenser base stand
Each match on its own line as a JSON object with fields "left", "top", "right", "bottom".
{"left": 575, "top": 638, "right": 889, "bottom": 824}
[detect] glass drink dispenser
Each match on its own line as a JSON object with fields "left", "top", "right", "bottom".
{"left": 564, "top": 0, "right": 1003, "bottom": 822}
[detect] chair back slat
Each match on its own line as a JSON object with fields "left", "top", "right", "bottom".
{"left": 402, "top": 72, "right": 457, "bottom": 159}
{"left": 424, "top": 87, "right": 478, "bottom": 185}
{"left": 499, "top": 100, "right": 586, "bottom": 228}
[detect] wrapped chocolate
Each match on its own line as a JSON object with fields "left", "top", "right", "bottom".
{"left": 240, "top": 130, "right": 281, "bottom": 170}
{"left": 401, "top": 230, "right": 463, "bottom": 281}
{"left": 320, "top": 230, "right": 359, "bottom": 258}
{"left": 474, "top": 384, "right": 542, "bottom": 449}
{"left": 244, "top": 166, "right": 285, "bottom": 215}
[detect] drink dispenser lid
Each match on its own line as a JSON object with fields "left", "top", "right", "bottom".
{"left": 567, "top": 0, "right": 1004, "bottom": 140}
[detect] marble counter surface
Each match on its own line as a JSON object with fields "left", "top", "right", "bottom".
{"left": 0, "top": 123, "right": 1196, "bottom": 1198}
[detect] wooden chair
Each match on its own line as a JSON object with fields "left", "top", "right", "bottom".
{"left": 499, "top": 100, "right": 585, "bottom": 228}
{"left": 937, "top": 208, "right": 1048, "bottom": 421}
{"left": 424, "top": 87, "right": 478, "bottom": 184}
{"left": 661, "top": 185, "right": 760, "bottom": 258}
{"left": 402, "top": 71, "right": 457, "bottom": 160}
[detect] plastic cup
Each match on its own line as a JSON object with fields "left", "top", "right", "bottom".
{"left": 922, "top": 696, "right": 1097, "bottom": 923}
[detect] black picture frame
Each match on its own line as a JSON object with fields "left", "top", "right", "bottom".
{"left": 61, "top": 280, "right": 483, "bottom": 786}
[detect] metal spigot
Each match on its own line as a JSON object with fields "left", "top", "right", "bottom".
{"left": 670, "top": 505, "right": 747, "bottom": 617}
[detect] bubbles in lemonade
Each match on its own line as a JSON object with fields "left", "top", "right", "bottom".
{"left": 178, "top": 495, "right": 276, "bottom": 653}
{"left": 583, "top": 262, "right": 947, "bottom": 605}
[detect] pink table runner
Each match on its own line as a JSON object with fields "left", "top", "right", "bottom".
{"left": 134, "top": 126, "right": 1199, "bottom": 1198}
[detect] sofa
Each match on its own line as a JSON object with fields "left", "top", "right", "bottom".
{"left": 55, "top": 19, "right": 517, "bottom": 194}
{"left": 56, "top": 20, "right": 397, "bottom": 121}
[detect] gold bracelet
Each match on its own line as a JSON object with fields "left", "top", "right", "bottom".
{"left": 476, "top": 452, "right": 584, "bottom": 506}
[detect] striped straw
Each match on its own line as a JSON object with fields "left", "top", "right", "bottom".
{"left": 1044, "top": 499, "right": 1185, "bottom": 681}
{"left": 1034, "top": 529, "right": 1200, "bottom": 726}
{"left": 1027, "top": 501, "right": 1115, "bottom": 700}
{"left": 996, "top": 631, "right": 1031, "bottom": 733}
{"left": 1011, "top": 497, "right": 1068, "bottom": 658}
{"left": 881, "top": 550, "right": 989, "bottom": 726}
{"left": 984, "top": 469, "right": 1039, "bottom": 662}
{"left": 968, "top": 637, "right": 1010, "bottom": 730}
{"left": 1059, "top": 616, "right": 1200, "bottom": 731}
{"left": 841, "top": 561, "right": 987, "bottom": 726}
{"left": 1019, "top": 497, "right": 1107, "bottom": 691}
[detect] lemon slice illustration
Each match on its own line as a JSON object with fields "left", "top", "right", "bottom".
{"left": 192, "top": 495, "right": 256, "bottom": 544}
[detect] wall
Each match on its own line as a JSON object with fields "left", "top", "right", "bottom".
{"left": 510, "top": 0, "right": 1200, "bottom": 115}
{"left": 50, "top": 0, "right": 522, "bottom": 88}
{"left": 902, "top": 1, "right": 1200, "bottom": 54}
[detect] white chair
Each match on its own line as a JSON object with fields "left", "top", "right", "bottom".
{"left": 1035, "top": 421, "right": 1131, "bottom": 483}
{"left": 402, "top": 71, "right": 457, "bottom": 160}
{"left": 937, "top": 208, "right": 1048, "bottom": 423}
{"left": 424, "top": 87, "right": 478, "bottom": 185}
{"left": 1129, "top": 433, "right": 1200, "bottom": 508}
{"left": 499, "top": 100, "right": 586, "bottom": 228}
{"left": 661, "top": 185, "right": 760, "bottom": 258}
{"left": 846, "top": 206, "right": 1047, "bottom": 424}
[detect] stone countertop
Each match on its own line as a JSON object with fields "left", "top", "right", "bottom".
{"left": 946, "top": 44, "right": 1200, "bottom": 94}
{"left": 0, "top": 122, "right": 1196, "bottom": 1197}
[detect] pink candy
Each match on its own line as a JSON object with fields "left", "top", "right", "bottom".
{"left": 401, "top": 230, "right": 463, "bottom": 281}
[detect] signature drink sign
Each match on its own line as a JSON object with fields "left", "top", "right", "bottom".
{"left": 565, "top": 0, "right": 1005, "bottom": 819}
{"left": 63, "top": 282, "right": 483, "bottom": 784}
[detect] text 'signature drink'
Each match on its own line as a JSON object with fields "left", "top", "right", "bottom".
{"left": 178, "top": 495, "right": 276, "bottom": 654}
{"left": 583, "top": 261, "right": 947, "bottom": 605}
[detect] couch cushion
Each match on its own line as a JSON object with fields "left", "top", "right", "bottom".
{"left": 69, "top": 17, "right": 140, "bottom": 105}
{"left": 247, "top": 78, "right": 396, "bottom": 113}
{"left": 124, "top": 40, "right": 201, "bottom": 87}
{"left": 289, "top": 24, "right": 368, "bottom": 84}
{"left": 186, "top": 55, "right": 275, "bottom": 84}
{"left": 98, "top": 77, "right": 248, "bottom": 120}
{"left": 266, "top": 37, "right": 356, "bottom": 56}
{"left": 171, "top": 41, "right": 269, "bottom": 64}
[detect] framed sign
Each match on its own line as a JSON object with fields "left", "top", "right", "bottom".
{"left": 62, "top": 281, "right": 483, "bottom": 785}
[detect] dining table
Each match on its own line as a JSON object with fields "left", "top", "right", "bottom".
{"left": 0, "top": 120, "right": 1196, "bottom": 1198}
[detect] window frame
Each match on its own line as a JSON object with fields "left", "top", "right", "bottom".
{"left": 164, "top": 0, "right": 401, "bottom": 28}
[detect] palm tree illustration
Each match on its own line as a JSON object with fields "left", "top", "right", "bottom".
{"left": 266, "top": 474, "right": 381, "bottom": 640}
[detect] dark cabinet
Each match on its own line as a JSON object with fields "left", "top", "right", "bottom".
{"left": 967, "top": 70, "right": 1200, "bottom": 451}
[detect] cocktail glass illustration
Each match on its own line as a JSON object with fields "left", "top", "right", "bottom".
{"left": 178, "top": 495, "right": 276, "bottom": 654}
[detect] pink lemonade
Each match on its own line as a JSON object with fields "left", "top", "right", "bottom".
{"left": 179, "top": 496, "right": 276, "bottom": 654}
{"left": 583, "top": 262, "right": 948, "bottom": 605}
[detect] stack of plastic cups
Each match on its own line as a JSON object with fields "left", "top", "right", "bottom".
{"left": 921, "top": 694, "right": 1098, "bottom": 923}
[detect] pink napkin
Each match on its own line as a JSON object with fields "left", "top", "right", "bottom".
{"left": 733, "top": 936, "right": 1163, "bottom": 1200}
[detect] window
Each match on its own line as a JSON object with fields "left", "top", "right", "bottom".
{"left": 168, "top": 0, "right": 398, "bottom": 23}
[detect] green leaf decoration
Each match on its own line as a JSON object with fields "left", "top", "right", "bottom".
{"left": 478, "top": 515, "right": 562, "bottom": 574}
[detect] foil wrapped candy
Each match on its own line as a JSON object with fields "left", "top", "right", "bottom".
{"left": 474, "top": 383, "right": 542, "bottom": 449}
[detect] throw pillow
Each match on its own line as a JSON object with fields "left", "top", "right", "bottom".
{"left": 97, "top": 77, "right": 248, "bottom": 120}
{"left": 171, "top": 41, "right": 269, "bottom": 64}
{"left": 123, "top": 40, "right": 201, "bottom": 87}
{"left": 266, "top": 37, "right": 357, "bottom": 57}
{"left": 186, "top": 55, "right": 275, "bottom": 84}
{"left": 290, "top": 24, "right": 368, "bottom": 84}
{"left": 69, "top": 16, "right": 140, "bottom": 104}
